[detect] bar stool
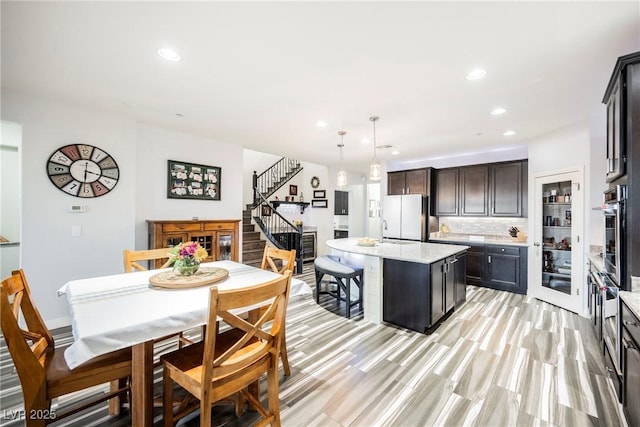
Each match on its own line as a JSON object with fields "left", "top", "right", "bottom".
{"left": 314, "top": 255, "right": 364, "bottom": 318}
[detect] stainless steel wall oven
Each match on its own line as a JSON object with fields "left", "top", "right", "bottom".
{"left": 603, "top": 185, "right": 627, "bottom": 289}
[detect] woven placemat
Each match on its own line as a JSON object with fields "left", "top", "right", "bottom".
{"left": 149, "top": 267, "right": 229, "bottom": 289}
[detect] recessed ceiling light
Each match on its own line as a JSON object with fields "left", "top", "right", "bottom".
{"left": 503, "top": 130, "right": 516, "bottom": 136}
{"left": 465, "top": 69, "right": 487, "bottom": 80}
{"left": 391, "top": 150, "right": 400, "bottom": 155}
{"left": 315, "top": 120, "right": 327, "bottom": 128}
{"left": 361, "top": 138, "right": 370, "bottom": 144}
{"left": 157, "top": 47, "right": 181, "bottom": 61}
{"left": 490, "top": 107, "right": 507, "bottom": 115}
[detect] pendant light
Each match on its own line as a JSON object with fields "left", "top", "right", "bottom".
{"left": 337, "top": 131, "right": 347, "bottom": 188}
{"left": 369, "top": 116, "right": 381, "bottom": 181}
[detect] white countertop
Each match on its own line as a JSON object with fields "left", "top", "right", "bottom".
{"left": 326, "top": 238, "right": 469, "bottom": 264}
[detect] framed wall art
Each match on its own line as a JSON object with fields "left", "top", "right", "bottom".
{"left": 313, "top": 190, "right": 326, "bottom": 199}
{"left": 289, "top": 184, "right": 298, "bottom": 196}
{"left": 167, "top": 160, "right": 221, "bottom": 200}
{"left": 312, "top": 199, "right": 328, "bottom": 208}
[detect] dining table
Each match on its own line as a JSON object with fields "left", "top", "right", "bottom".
{"left": 57, "top": 260, "right": 311, "bottom": 427}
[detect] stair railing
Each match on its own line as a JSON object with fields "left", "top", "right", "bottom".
{"left": 252, "top": 157, "right": 302, "bottom": 207}
{"left": 253, "top": 191, "right": 303, "bottom": 273}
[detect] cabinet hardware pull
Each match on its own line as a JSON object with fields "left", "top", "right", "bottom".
{"left": 534, "top": 242, "right": 541, "bottom": 247}
{"left": 488, "top": 255, "right": 492, "bottom": 263}
{"left": 624, "top": 320, "right": 637, "bottom": 326}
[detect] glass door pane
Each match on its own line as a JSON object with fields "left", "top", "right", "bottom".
{"left": 217, "top": 232, "right": 233, "bottom": 261}
{"left": 541, "top": 180, "right": 573, "bottom": 295}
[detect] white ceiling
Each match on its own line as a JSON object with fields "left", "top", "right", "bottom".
{"left": 2, "top": 1, "right": 639, "bottom": 173}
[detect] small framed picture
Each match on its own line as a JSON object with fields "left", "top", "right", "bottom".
{"left": 312, "top": 199, "right": 328, "bottom": 208}
{"left": 261, "top": 204, "right": 272, "bottom": 216}
{"left": 313, "top": 190, "right": 326, "bottom": 198}
{"left": 289, "top": 185, "right": 298, "bottom": 196}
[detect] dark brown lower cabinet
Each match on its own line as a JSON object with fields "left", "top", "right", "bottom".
{"left": 454, "top": 252, "right": 467, "bottom": 306}
{"left": 431, "top": 240, "right": 527, "bottom": 295}
{"left": 383, "top": 254, "right": 465, "bottom": 333}
{"left": 624, "top": 328, "right": 640, "bottom": 427}
{"left": 622, "top": 300, "right": 640, "bottom": 426}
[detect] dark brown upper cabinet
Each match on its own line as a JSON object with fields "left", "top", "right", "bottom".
{"left": 460, "top": 165, "right": 489, "bottom": 216}
{"left": 435, "top": 168, "right": 459, "bottom": 216}
{"left": 387, "top": 168, "right": 431, "bottom": 196}
{"left": 435, "top": 160, "right": 527, "bottom": 218}
{"left": 490, "top": 161, "right": 526, "bottom": 217}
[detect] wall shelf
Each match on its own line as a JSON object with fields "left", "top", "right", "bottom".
{"left": 272, "top": 201, "right": 310, "bottom": 213}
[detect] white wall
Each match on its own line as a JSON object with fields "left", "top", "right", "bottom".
{"left": 134, "top": 124, "right": 243, "bottom": 250}
{"left": 2, "top": 90, "right": 245, "bottom": 327}
{"left": 527, "top": 120, "right": 596, "bottom": 315}
{"left": 2, "top": 90, "right": 137, "bottom": 327}
{"left": 1, "top": 121, "right": 22, "bottom": 278}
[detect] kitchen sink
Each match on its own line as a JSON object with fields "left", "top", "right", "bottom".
{"left": 381, "top": 239, "right": 416, "bottom": 245}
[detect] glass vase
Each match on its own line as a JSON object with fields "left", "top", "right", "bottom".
{"left": 175, "top": 260, "right": 200, "bottom": 276}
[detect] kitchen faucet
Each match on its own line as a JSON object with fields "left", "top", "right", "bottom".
{"left": 380, "top": 219, "right": 388, "bottom": 243}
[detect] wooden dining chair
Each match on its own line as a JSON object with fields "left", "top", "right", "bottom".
{"left": 123, "top": 247, "right": 173, "bottom": 272}
{"left": 161, "top": 270, "right": 292, "bottom": 427}
{"left": 260, "top": 246, "right": 296, "bottom": 376}
{"left": 0, "top": 269, "right": 132, "bottom": 426}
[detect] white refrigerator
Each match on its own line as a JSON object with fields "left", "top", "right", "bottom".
{"left": 383, "top": 194, "right": 429, "bottom": 241}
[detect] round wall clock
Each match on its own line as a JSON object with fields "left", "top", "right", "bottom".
{"left": 310, "top": 176, "right": 320, "bottom": 188}
{"left": 46, "top": 144, "right": 119, "bottom": 198}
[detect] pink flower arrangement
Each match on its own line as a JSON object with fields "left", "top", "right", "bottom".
{"left": 169, "top": 242, "right": 208, "bottom": 268}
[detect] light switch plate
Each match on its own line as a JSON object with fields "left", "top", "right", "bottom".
{"left": 71, "top": 225, "right": 82, "bottom": 237}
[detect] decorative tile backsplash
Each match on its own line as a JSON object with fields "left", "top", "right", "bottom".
{"left": 438, "top": 217, "right": 528, "bottom": 237}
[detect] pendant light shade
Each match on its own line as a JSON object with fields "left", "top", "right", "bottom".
{"left": 369, "top": 116, "right": 381, "bottom": 181}
{"left": 337, "top": 131, "right": 347, "bottom": 188}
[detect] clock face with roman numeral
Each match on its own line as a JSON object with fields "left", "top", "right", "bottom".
{"left": 47, "top": 144, "right": 119, "bottom": 198}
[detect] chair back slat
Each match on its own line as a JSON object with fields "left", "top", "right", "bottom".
{"left": 1, "top": 270, "right": 52, "bottom": 384}
{"left": 123, "top": 248, "right": 173, "bottom": 272}
{"left": 201, "top": 270, "right": 292, "bottom": 383}
{"left": 261, "top": 247, "right": 296, "bottom": 275}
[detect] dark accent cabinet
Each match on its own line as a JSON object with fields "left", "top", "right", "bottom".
{"left": 388, "top": 168, "right": 432, "bottom": 196}
{"left": 334, "top": 190, "right": 349, "bottom": 215}
{"left": 334, "top": 229, "right": 349, "bottom": 239}
{"left": 435, "top": 168, "right": 459, "bottom": 216}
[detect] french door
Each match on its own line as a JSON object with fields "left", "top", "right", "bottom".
{"left": 532, "top": 168, "right": 584, "bottom": 314}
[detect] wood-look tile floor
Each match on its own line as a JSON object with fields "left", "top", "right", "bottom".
{"left": 0, "top": 267, "right": 626, "bottom": 426}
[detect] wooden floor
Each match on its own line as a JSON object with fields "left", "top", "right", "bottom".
{"left": 0, "top": 264, "right": 626, "bottom": 426}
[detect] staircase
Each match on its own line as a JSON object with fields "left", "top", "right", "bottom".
{"left": 242, "top": 207, "right": 265, "bottom": 268}
{"left": 242, "top": 156, "right": 304, "bottom": 272}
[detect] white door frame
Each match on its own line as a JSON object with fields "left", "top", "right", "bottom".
{"left": 530, "top": 166, "right": 584, "bottom": 314}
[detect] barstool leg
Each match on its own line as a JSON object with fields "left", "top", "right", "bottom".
{"left": 346, "top": 278, "right": 351, "bottom": 318}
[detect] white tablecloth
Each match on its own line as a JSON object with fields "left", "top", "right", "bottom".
{"left": 58, "top": 261, "right": 311, "bottom": 369}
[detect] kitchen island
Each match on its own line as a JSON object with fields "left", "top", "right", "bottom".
{"left": 326, "top": 238, "right": 469, "bottom": 333}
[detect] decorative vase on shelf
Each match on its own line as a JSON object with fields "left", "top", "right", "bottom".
{"left": 174, "top": 260, "right": 200, "bottom": 276}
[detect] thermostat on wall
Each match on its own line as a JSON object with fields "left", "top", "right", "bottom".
{"left": 69, "top": 205, "right": 86, "bottom": 213}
